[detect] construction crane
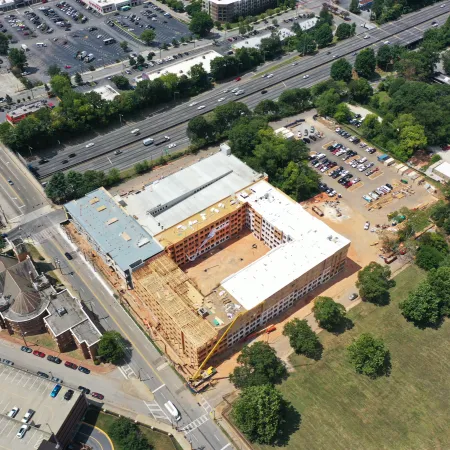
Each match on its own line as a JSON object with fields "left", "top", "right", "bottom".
{"left": 189, "top": 312, "right": 243, "bottom": 384}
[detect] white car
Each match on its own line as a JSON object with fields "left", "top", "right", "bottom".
{"left": 197, "top": 105, "right": 205, "bottom": 110}
{"left": 364, "top": 34, "right": 370, "bottom": 39}
{"left": 364, "top": 221, "right": 370, "bottom": 230}
{"left": 85, "top": 143, "right": 94, "bottom": 148}
{"left": 222, "top": 89, "right": 229, "bottom": 93}
{"left": 303, "top": 74, "right": 309, "bottom": 79}
{"left": 291, "top": 62, "right": 298, "bottom": 66}
{"left": 189, "top": 101, "right": 198, "bottom": 107}
{"left": 235, "top": 90, "right": 244, "bottom": 95}
{"left": 231, "top": 87, "right": 238, "bottom": 93}
{"left": 218, "top": 97, "right": 226, "bottom": 102}
{"left": 266, "top": 73, "right": 274, "bottom": 78}
{"left": 168, "top": 143, "right": 177, "bottom": 149}
{"left": 17, "top": 424, "right": 29, "bottom": 439}
{"left": 7, "top": 407, "right": 19, "bottom": 418}
{"left": 164, "top": 135, "right": 170, "bottom": 140}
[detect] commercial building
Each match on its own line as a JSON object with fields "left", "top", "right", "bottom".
{"left": 67, "top": 152, "right": 349, "bottom": 371}
{"left": 433, "top": 161, "right": 450, "bottom": 181}
{"left": 6, "top": 100, "right": 49, "bottom": 125}
{"left": 0, "top": 254, "right": 101, "bottom": 359}
{"left": 0, "top": 364, "right": 88, "bottom": 449}
{"left": 203, "top": 0, "right": 276, "bottom": 22}
{"left": 82, "top": 0, "right": 142, "bottom": 14}
{"left": 64, "top": 187, "right": 164, "bottom": 288}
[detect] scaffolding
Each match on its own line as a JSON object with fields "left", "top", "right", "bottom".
{"left": 134, "top": 255, "right": 217, "bottom": 359}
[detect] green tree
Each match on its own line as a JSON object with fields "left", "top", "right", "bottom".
{"left": 111, "top": 75, "right": 130, "bottom": 90}
{"left": 47, "top": 64, "right": 61, "bottom": 77}
{"left": 315, "top": 89, "right": 340, "bottom": 116}
{"left": 427, "top": 266, "right": 450, "bottom": 314}
{"left": 189, "top": 11, "right": 214, "bottom": 37}
{"left": 349, "top": 0, "right": 360, "bottom": 13}
{"left": 296, "top": 34, "right": 316, "bottom": 55}
{"left": 278, "top": 88, "right": 312, "bottom": 116}
{"left": 45, "top": 172, "right": 68, "bottom": 204}
{"left": 395, "top": 49, "right": 437, "bottom": 81}
{"left": 348, "top": 78, "right": 373, "bottom": 103}
{"left": 74, "top": 72, "right": 83, "bottom": 85}
{"left": 120, "top": 41, "right": 129, "bottom": 51}
{"left": 399, "top": 280, "right": 442, "bottom": 327}
{"left": 283, "top": 318, "right": 322, "bottom": 359}
{"left": 260, "top": 33, "right": 283, "bottom": 59}
{"left": 347, "top": 333, "right": 390, "bottom": 378}
{"left": 134, "top": 160, "right": 150, "bottom": 174}
{"left": 313, "top": 296, "right": 347, "bottom": 331}
{"left": 232, "top": 385, "right": 288, "bottom": 444}
{"left": 229, "top": 341, "right": 287, "bottom": 389}
{"left": 141, "top": 29, "right": 156, "bottom": 45}
{"left": 8, "top": 48, "right": 27, "bottom": 71}
{"left": 189, "top": 63, "right": 211, "bottom": 93}
{"left": 354, "top": 48, "right": 376, "bottom": 79}
{"left": 315, "top": 23, "right": 333, "bottom": 48}
{"left": 330, "top": 58, "right": 353, "bottom": 82}
{"left": 238, "top": 22, "right": 246, "bottom": 35}
{"left": 106, "top": 168, "right": 120, "bottom": 185}
{"left": 109, "top": 417, "right": 152, "bottom": 450}
{"left": 361, "top": 113, "right": 382, "bottom": 139}
{"left": 416, "top": 245, "right": 444, "bottom": 270}
{"left": 254, "top": 99, "right": 280, "bottom": 117}
{"left": 0, "top": 32, "right": 9, "bottom": 55}
{"left": 334, "top": 103, "right": 352, "bottom": 123}
{"left": 97, "top": 330, "right": 126, "bottom": 364}
{"left": 136, "top": 55, "right": 145, "bottom": 66}
{"left": 356, "top": 262, "right": 395, "bottom": 305}
{"left": 187, "top": 115, "right": 213, "bottom": 142}
{"left": 280, "top": 160, "right": 320, "bottom": 202}
{"left": 335, "top": 23, "right": 353, "bottom": 40}
{"left": 443, "top": 50, "right": 450, "bottom": 75}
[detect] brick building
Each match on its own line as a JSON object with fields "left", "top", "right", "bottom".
{"left": 0, "top": 255, "right": 101, "bottom": 359}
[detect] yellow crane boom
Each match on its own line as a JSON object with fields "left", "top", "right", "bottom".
{"left": 190, "top": 313, "right": 243, "bottom": 381}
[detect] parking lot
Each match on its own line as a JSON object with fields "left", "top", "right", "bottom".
{"left": 107, "top": 2, "right": 190, "bottom": 45}
{"left": 0, "top": 364, "right": 80, "bottom": 449}
{"left": 283, "top": 115, "right": 435, "bottom": 223}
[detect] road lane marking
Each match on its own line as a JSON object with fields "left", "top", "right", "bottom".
{"left": 152, "top": 384, "right": 165, "bottom": 394}
{"left": 156, "top": 362, "right": 169, "bottom": 371}
{"left": 220, "top": 444, "right": 231, "bottom": 450}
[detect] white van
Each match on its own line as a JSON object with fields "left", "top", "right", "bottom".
{"left": 143, "top": 138, "right": 154, "bottom": 146}
{"left": 164, "top": 401, "right": 181, "bottom": 421}
{"left": 36, "top": 42, "right": 47, "bottom": 47}
{"left": 131, "top": 128, "right": 140, "bottom": 135}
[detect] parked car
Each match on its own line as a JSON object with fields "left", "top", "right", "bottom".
{"left": 16, "top": 424, "right": 30, "bottom": 439}
{"left": 37, "top": 371, "right": 49, "bottom": 378}
{"left": 78, "top": 386, "right": 90, "bottom": 395}
{"left": 21, "top": 346, "right": 32, "bottom": 353}
{"left": 78, "top": 366, "right": 90, "bottom": 375}
{"left": 47, "top": 355, "right": 62, "bottom": 364}
{"left": 33, "top": 350, "right": 45, "bottom": 358}
{"left": 50, "top": 384, "right": 62, "bottom": 398}
{"left": 64, "top": 361, "right": 78, "bottom": 370}
{"left": 64, "top": 389, "right": 74, "bottom": 400}
{"left": 91, "top": 392, "right": 104, "bottom": 400}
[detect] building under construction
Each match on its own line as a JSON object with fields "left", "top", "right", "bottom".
{"left": 66, "top": 151, "right": 350, "bottom": 373}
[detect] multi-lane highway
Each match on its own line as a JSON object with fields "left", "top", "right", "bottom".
{"left": 32, "top": 2, "right": 449, "bottom": 178}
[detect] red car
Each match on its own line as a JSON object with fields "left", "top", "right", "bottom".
{"left": 91, "top": 392, "right": 104, "bottom": 400}
{"left": 64, "top": 361, "right": 78, "bottom": 370}
{"left": 235, "top": 77, "right": 241, "bottom": 81}
{"left": 33, "top": 350, "right": 45, "bottom": 358}
{"left": 64, "top": 65, "right": 71, "bottom": 69}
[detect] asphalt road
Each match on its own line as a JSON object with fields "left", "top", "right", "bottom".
{"left": 31, "top": 2, "right": 450, "bottom": 178}
{"left": 6, "top": 213, "right": 232, "bottom": 450}
{"left": 0, "top": 145, "right": 49, "bottom": 226}
{"left": 75, "top": 423, "right": 113, "bottom": 450}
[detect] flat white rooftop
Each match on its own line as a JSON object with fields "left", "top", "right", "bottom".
{"left": 434, "top": 161, "right": 450, "bottom": 179}
{"left": 88, "top": 84, "right": 120, "bottom": 101}
{"left": 135, "top": 50, "right": 222, "bottom": 82}
{"left": 221, "top": 180, "right": 350, "bottom": 311}
{"left": 117, "top": 152, "right": 264, "bottom": 235}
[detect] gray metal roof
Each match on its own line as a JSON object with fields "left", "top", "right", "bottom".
{"left": 44, "top": 290, "right": 101, "bottom": 346}
{"left": 65, "top": 187, "right": 163, "bottom": 272}
{"left": 119, "top": 152, "right": 264, "bottom": 235}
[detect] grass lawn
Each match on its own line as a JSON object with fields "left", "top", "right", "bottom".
{"left": 84, "top": 409, "right": 181, "bottom": 450}
{"left": 255, "top": 265, "right": 450, "bottom": 450}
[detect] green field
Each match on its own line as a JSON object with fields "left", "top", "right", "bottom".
{"left": 84, "top": 409, "right": 181, "bottom": 450}
{"left": 256, "top": 265, "right": 450, "bottom": 450}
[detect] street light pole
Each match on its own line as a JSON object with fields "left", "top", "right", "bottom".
{"left": 173, "top": 91, "right": 179, "bottom": 102}
{"left": 28, "top": 146, "right": 33, "bottom": 157}
{"left": 46, "top": 423, "right": 61, "bottom": 449}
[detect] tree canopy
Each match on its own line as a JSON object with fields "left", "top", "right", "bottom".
{"left": 97, "top": 331, "right": 126, "bottom": 364}
{"left": 313, "top": 296, "right": 347, "bottom": 331}
{"left": 188, "top": 11, "right": 214, "bottom": 37}
{"left": 0, "top": 32, "right": 9, "bottom": 56}
{"left": 231, "top": 385, "right": 288, "bottom": 444}
{"left": 229, "top": 341, "right": 287, "bottom": 389}
{"left": 283, "top": 318, "right": 322, "bottom": 359}
{"left": 356, "top": 262, "right": 395, "bottom": 305}
{"left": 347, "top": 333, "right": 390, "bottom": 378}
{"left": 140, "top": 29, "right": 156, "bottom": 45}
{"left": 109, "top": 417, "right": 153, "bottom": 450}
{"left": 399, "top": 280, "right": 442, "bottom": 327}
{"left": 354, "top": 48, "right": 376, "bottom": 79}
{"left": 330, "top": 58, "right": 353, "bottom": 82}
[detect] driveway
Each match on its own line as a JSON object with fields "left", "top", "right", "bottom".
{"left": 75, "top": 423, "right": 114, "bottom": 450}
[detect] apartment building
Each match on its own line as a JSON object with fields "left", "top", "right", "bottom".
{"left": 203, "top": 0, "right": 277, "bottom": 22}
